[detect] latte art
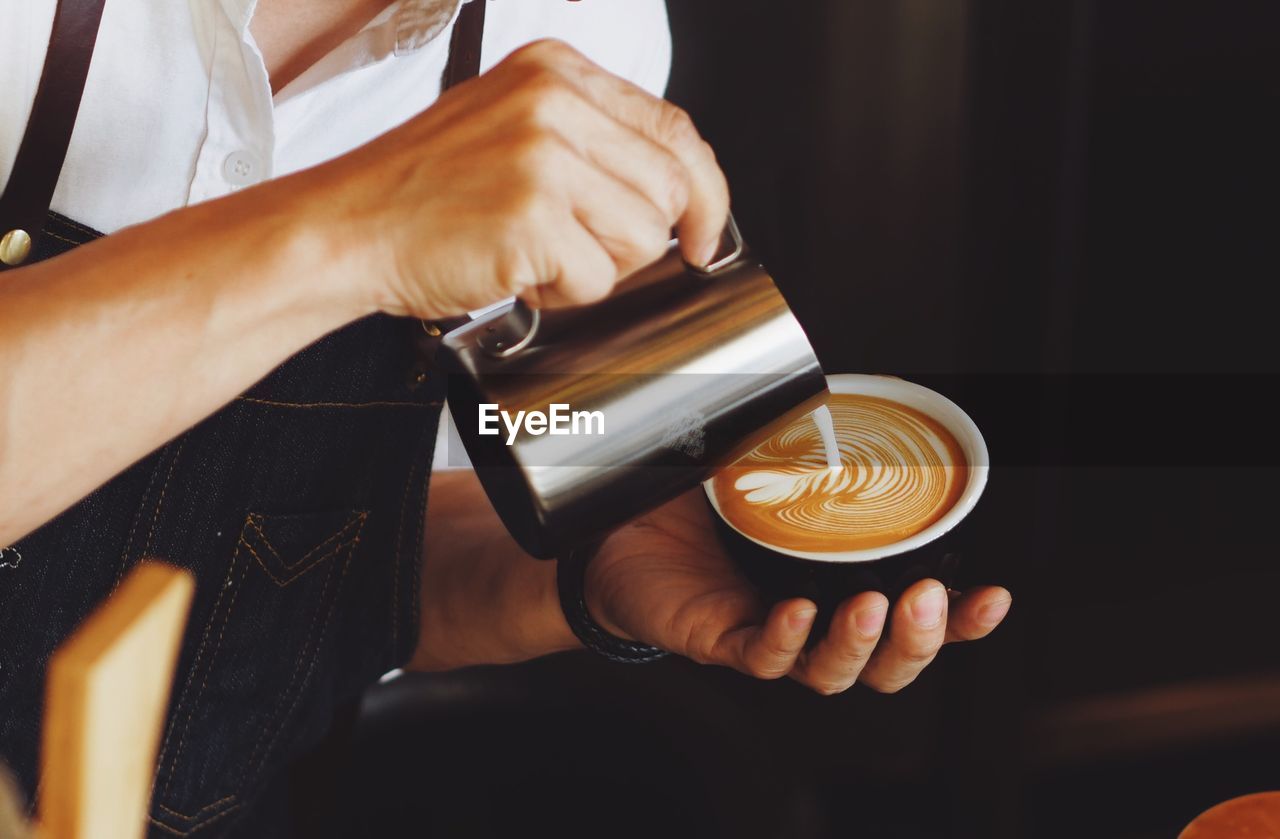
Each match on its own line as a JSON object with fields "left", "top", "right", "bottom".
{"left": 712, "top": 394, "right": 968, "bottom": 552}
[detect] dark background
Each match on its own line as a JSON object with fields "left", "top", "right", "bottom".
{"left": 322, "top": 2, "right": 1280, "bottom": 837}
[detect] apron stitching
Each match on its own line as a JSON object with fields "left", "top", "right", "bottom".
{"left": 113, "top": 445, "right": 173, "bottom": 588}
{"left": 157, "top": 537, "right": 252, "bottom": 798}
{"left": 241, "top": 542, "right": 347, "bottom": 778}
{"left": 409, "top": 427, "right": 432, "bottom": 654}
{"left": 391, "top": 446, "right": 419, "bottom": 656}
{"left": 144, "top": 437, "right": 187, "bottom": 557}
{"left": 391, "top": 420, "right": 433, "bottom": 659}
{"left": 240, "top": 522, "right": 363, "bottom": 588}
{"left": 246, "top": 532, "right": 361, "bottom": 782}
{"left": 41, "top": 231, "right": 81, "bottom": 246}
{"left": 157, "top": 516, "right": 364, "bottom": 819}
{"left": 245, "top": 511, "right": 365, "bottom": 571}
{"left": 154, "top": 792, "right": 237, "bottom": 819}
{"left": 236, "top": 396, "right": 441, "bottom": 409}
{"left": 48, "top": 214, "right": 100, "bottom": 237}
{"left": 148, "top": 801, "right": 244, "bottom": 835}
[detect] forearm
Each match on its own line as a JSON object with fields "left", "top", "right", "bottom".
{"left": 0, "top": 180, "right": 365, "bottom": 543}
{"left": 0, "top": 40, "right": 731, "bottom": 545}
{"left": 407, "top": 468, "right": 581, "bottom": 672}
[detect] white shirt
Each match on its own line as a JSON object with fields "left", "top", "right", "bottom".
{"left": 0, "top": 0, "right": 673, "bottom": 235}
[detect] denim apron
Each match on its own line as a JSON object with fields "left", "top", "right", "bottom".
{"left": 0, "top": 2, "right": 486, "bottom": 835}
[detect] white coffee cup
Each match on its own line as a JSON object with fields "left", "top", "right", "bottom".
{"left": 704, "top": 373, "right": 989, "bottom": 564}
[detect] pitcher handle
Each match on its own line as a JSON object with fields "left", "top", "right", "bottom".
{"left": 688, "top": 212, "right": 745, "bottom": 275}
{"left": 478, "top": 213, "right": 743, "bottom": 358}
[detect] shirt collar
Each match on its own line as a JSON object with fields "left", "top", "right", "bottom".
{"left": 394, "top": 0, "right": 464, "bottom": 55}
{"left": 217, "top": 0, "right": 462, "bottom": 54}
{"left": 218, "top": 0, "right": 258, "bottom": 36}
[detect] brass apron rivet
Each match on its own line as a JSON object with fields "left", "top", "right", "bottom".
{"left": 0, "top": 229, "right": 32, "bottom": 266}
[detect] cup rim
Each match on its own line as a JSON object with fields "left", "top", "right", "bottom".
{"left": 702, "top": 374, "right": 989, "bottom": 564}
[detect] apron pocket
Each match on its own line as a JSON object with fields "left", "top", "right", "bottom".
{"left": 149, "top": 508, "right": 366, "bottom": 836}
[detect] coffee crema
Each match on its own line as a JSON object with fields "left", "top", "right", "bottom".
{"left": 712, "top": 393, "right": 968, "bottom": 552}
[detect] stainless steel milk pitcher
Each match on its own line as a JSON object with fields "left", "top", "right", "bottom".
{"left": 438, "top": 217, "right": 828, "bottom": 559}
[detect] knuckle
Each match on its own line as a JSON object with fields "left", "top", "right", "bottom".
{"left": 674, "top": 609, "right": 723, "bottom": 665}
{"left": 516, "top": 75, "right": 572, "bottom": 126}
{"left": 701, "top": 139, "right": 728, "bottom": 188}
{"left": 837, "top": 650, "right": 873, "bottom": 673}
{"left": 616, "top": 224, "right": 670, "bottom": 271}
{"left": 698, "top": 138, "right": 719, "bottom": 165}
{"left": 749, "top": 645, "right": 796, "bottom": 679}
{"left": 657, "top": 103, "right": 700, "bottom": 148}
{"left": 498, "top": 191, "right": 550, "bottom": 247}
{"left": 694, "top": 139, "right": 731, "bottom": 203}
{"left": 658, "top": 158, "right": 691, "bottom": 219}
{"left": 870, "top": 676, "right": 912, "bottom": 695}
{"left": 811, "top": 679, "right": 851, "bottom": 697}
{"left": 641, "top": 224, "right": 673, "bottom": 262}
{"left": 749, "top": 660, "right": 789, "bottom": 681}
{"left": 502, "top": 176, "right": 540, "bottom": 214}
{"left": 574, "top": 272, "right": 616, "bottom": 305}
{"left": 762, "top": 639, "right": 794, "bottom": 663}
{"left": 898, "top": 645, "right": 939, "bottom": 667}
{"left": 511, "top": 38, "right": 575, "bottom": 69}
{"left": 530, "top": 38, "right": 576, "bottom": 61}
{"left": 511, "top": 131, "right": 565, "bottom": 179}
{"left": 494, "top": 247, "right": 536, "bottom": 297}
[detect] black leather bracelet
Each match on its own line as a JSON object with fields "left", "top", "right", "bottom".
{"left": 557, "top": 539, "right": 669, "bottom": 664}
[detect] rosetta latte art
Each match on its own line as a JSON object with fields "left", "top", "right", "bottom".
{"left": 713, "top": 394, "right": 968, "bottom": 552}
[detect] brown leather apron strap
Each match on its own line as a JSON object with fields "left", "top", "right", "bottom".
{"left": 0, "top": 0, "right": 108, "bottom": 269}
{"left": 442, "top": 0, "right": 487, "bottom": 92}
{"left": 424, "top": 0, "right": 487, "bottom": 336}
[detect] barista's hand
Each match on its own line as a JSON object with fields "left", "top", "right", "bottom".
{"left": 586, "top": 489, "right": 1012, "bottom": 695}
{"left": 302, "top": 38, "right": 729, "bottom": 320}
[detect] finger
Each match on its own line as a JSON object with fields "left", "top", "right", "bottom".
{"left": 944, "top": 586, "right": 1012, "bottom": 644}
{"left": 533, "top": 45, "right": 730, "bottom": 266}
{"left": 859, "top": 580, "right": 949, "bottom": 694}
{"left": 791, "top": 591, "right": 888, "bottom": 696}
{"left": 550, "top": 89, "right": 691, "bottom": 230}
{"left": 565, "top": 148, "right": 676, "bottom": 278}
{"left": 588, "top": 90, "right": 727, "bottom": 268}
{"left": 529, "top": 214, "right": 618, "bottom": 308}
{"left": 714, "top": 598, "right": 815, "bottom": 680}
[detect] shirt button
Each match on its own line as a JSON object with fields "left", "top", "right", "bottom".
{"left": 0, "top": 229, "right": 32, "bottom": 266}
{"left": 221, "top": 150, "right": 264, "bottom": 187}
